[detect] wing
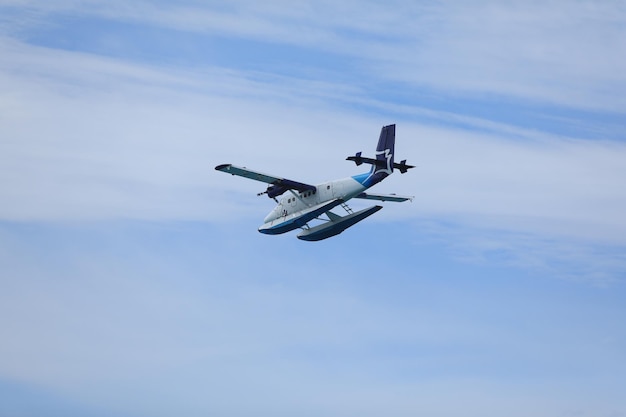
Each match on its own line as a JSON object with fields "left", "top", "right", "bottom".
{"left": 354, "top": 192, "right": 413, "bottom": 202}
{"left": 215, "top": 164, "right": 316, "bottom": 198}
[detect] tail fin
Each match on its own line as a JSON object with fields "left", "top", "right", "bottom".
{"left": 374, "top": 124, "right": 395, "bottom": 175}
{"left": 347, "top": 124, "right": 413, "bottom": 186}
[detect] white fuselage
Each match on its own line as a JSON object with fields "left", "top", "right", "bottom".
{"left": 263, "top": 176, "right": 366, "bottom": 224}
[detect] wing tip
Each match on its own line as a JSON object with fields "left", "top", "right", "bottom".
{"left": 215, "top": 163, "right": 232, "bottom": 171}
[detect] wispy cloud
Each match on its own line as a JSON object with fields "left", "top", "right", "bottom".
{"left": 5, "top": 1, "right": 625, "bottom": 111}
{"left": 1, "top": 1, "right": 625, "bottom": 281}
{"left": 2, "top": 5, "right": 626, "bottom": 282}
{"left": 2, "top": 4, "right": 626, "bottom": 415}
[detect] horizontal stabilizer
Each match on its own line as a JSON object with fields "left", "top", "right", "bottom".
{"left": 297, "top": 205, "right": 383, "bottom": 241}
{"left": 346, "top": 154, "right": 384, "bottom": 167}
{"left": 355, "top": 192, "right": 413, "bottom": 202}
{"left": 346, "top": 154, "right": 415, "bottom": 173}
{"left": 394, "top": 159, "right": 415, "bottom": 174}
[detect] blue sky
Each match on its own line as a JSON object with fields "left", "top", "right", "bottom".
{"left": 1, "top": 1, "right": 626, "bottom": 416}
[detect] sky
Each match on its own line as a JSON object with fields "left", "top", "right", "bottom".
{"left": 1, "top": 1, "right": 626, "bottom": 416}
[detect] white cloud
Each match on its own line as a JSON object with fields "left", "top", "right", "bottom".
{"left": 2, "top": 3, "right": 626, "bottom": 416}
{"left": 5, "top": 0, "right": 624, "bottom": 111}
{"left": 0, "top": 38, "right": 368, "bottom": 220}
{"left": 2, "top": 35, "right": 626, "bottom": 240}
{"left": 1, "top": 3, "right": 625, "bottom": 283}
{"left": 405, "top": 124, "right": 626, "bottom": 242}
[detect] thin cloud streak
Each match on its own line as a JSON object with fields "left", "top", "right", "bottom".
{"left": 1, "top": 2, "right": 625, "bottom": 285}
{"left": 1, "top": 36, "right": 626, "bottom": 242}
{"left": 1, "top": 5, "right": 626, "bottom": 415}
{"left": 5, "top": 0, "right": 625, "bottom": 111}
{"left": 2, "top": 35, "right": 625, "bottom": 285}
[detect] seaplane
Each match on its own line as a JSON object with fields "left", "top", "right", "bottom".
{"left": 215, "top": 124, "right": 414, "bottom": 241}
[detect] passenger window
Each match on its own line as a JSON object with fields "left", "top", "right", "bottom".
{"left": 327, "top": 185, "right": 330, "bottom": 190}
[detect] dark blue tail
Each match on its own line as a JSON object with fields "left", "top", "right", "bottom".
{"left": 348, "top": 124, "right": 401, "bottom": 188}
{"left": 373, "top": 124, "right": 395, "bottom": 175}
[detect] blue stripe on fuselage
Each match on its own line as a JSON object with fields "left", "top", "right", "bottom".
{"left": 352, "top": 172, "right": 371, "bottom": 186}
{"left": 351, "top": 171, "right": 387, "bottom": 188}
